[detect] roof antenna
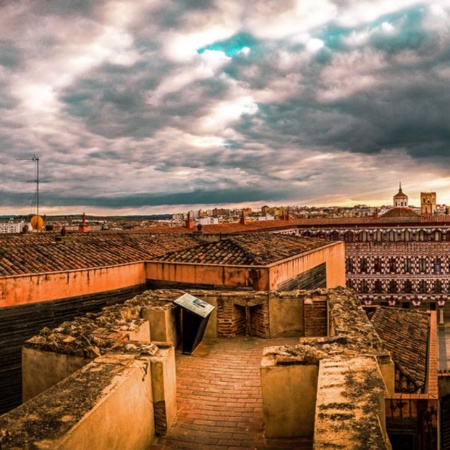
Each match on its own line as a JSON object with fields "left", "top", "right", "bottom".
{"left": 17, "top": 155, "right": 43, "bottom": 231}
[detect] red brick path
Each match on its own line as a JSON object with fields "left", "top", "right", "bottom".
{"left": 150, "top": 336, "right": 312, "bottom": 450}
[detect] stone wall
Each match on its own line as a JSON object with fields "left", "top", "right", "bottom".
{"left": 261, "top": 287, "right": 395, "bottom": 448}
{"left": 0, "top": 284, "right": 146, "bottom": 414}
{"left": 137, "top": 290, "right": 328, "bottom": 339}
{"left": 3, "top": 287, "right": 329, "bottom": 447}
{"left": 0, "top": 294, "right": 181, "bottom": 448}
{"left": 303, "top": 297, "right": 327, "bottom": 337}
{"left": 1, "top": 350, "right": 168, "bottom": 450}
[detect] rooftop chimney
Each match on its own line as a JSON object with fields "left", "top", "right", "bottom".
{"left": 78, "top": 212, "right": 89, "bottom": 233}
{"left": 239, "top": 210, "right": 247, "bottom": 225}
{"left": 185, "top": 212, "right": 194, "bottom": 229}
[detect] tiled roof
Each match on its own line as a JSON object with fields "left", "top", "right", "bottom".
{"left": 155, "top": 233, "right": 328, "bottom": 265}
{"left": 370, "top": 307, "right": 429, "bottom": 393}
{"left": 0, "top": 232, "right": 199, "bottom": 277}
{"left": 380, "top": 207, "right": 419, "bottom": 218}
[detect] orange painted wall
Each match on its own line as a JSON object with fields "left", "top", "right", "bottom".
{"left": 267, "top": 242, "right": 346, "bottom": 290}
{"left": 145, "top": 242, "right": 345, "bottom": 292}
{"left": 0, "top": 263, "right": 147, "bottom": 307}
{"left": 145, "top": 262, "right": 265, "bottom": 289}
{"left": 0, "top": 242, "right": 345, "bottom": 306}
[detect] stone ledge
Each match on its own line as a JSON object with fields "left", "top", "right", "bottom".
{"left": 0, "top": 354, "right": 155, "bottom": 450}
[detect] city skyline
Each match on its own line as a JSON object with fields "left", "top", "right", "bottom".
{"left": 1, "top": 1, "right": 450, "bottom": 216}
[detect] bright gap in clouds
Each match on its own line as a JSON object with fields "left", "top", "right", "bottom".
{"left": 197, "top": 33, "right": 256, "bottom": 57}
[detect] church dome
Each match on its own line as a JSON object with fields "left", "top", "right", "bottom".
{"left": 381, "top": 207, "right": 419, "bottom": 218}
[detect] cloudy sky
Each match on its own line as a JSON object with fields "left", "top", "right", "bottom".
{"left": 1, "top": 0, "right": 450, "bottom": 215}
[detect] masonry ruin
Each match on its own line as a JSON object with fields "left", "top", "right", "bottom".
{"left": 0, "top": 287, "right": 439, "bottom": 449}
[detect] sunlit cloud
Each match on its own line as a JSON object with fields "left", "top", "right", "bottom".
{"left": 1, "top": 0, "right": 450, "bottom": 215}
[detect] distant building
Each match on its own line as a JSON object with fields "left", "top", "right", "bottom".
{"left": 393, "top": 183, "right": 409, "bottom": 208}
{"left": 0, "top": 219, "right": 25, "bottom": 234}
{"left": 295, "top": 186, "right": 450, "bottom": 320}
{"left": 421, "top": 192, "right": 437, "bottom": 216}
{"left": 198, "top": 217, "right": 219, "bottom": 226}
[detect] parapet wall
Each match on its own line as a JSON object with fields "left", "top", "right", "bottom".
{"left": 131, "top": 289, "right": 329, "bottom": 339}
{"left": 0, "top": 284, "right": 146, "bottom": 415}
{"left": 0, "top": 295, "right": 178, "bottom": 450}
{"left": 1, "top": 352, "right": 157, "bottom": 450}
{"left": 260, "top": 287, "right": 394, "bottom": 449}
{"left": 0, "top": 263, "right": 146, "bottom": 307}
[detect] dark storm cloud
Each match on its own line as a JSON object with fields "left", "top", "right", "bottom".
{"left": 36, "top": 188, "right": 289, "bottom": 209}
{"left": 0, "top": 41, "right": 22, "bottom": 69}
{"left": 2, "top": 0, "right": 450, "bottom": 214}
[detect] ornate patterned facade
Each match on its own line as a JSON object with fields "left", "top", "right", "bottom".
{"left": 296, "top": 224, "right": 450, "bottom": 313}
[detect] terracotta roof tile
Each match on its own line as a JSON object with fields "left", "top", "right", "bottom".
{"left": 0, "top": 232, "right": 199, "bottom": 276}
{"left": 155, "top": 233, "right": 328, "bottom": 265}
{"left": 370, "top": 307, "right": 429, "bottom": 392}
{"left": 380, "top": 208, "right": 420, "bottom": 218}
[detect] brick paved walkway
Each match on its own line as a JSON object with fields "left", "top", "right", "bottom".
{"left": 150, "top": 336, "right": 312, "bottom": 450}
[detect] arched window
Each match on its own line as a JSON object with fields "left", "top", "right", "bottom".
{"left": 404, "top": 258, "right": 412, "bottom": 273}
{"left": 404, "top": 280, "right": 412, "bottom": 293}
{"left": 344, "top": 231, "right": 354, "bottom": 242}
{"left": 389, "top": 280, "right": 397, "bottom": 293}
{"left": 360, "top": 280, "right": 368, "bottom": 293}
{"left": 374, "top": 257, "right": 382, "bottom": 273}
{"left": 330, "top": 231, "right": 340, "bottom": 241}
{"left": 346, "top": 258, "right": 354, "bottom": 273}
{"left": 389, "top": 258, "right": 396, "bottom": 273}
{"left": 360, "top": 258, "right": 368, "bottom": 273}
{"left": 419, "top": 280, "right": 427, "bottom": 294}
{"left": 374, "top": 280, "right": 383, "bottom": 293}
{"left": 434, "top": 280, "right": 442, "bottom": 294}
{"left": 434, "top": 258, "right": 442, "bottom": 274}
{"left": 419, "top": 258, "right": 427, "bottom": 273}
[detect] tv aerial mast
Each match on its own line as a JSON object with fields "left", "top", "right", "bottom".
{"left": 17, "top": 154, "right": 41, "bottom": 228}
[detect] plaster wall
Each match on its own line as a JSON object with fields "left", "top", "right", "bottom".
{"left": 0, "top": 355, "right": 155, "bottom": 450}
{"left": 377, "top": 355, "right": 396, "bottom": 396}
{"left": 203, "top": 296, "right": 218, "bottom": 338}
{"left": 141, "top": 307, "right": 178, "bottom": 345}
{"left": 22, "top": 348, "right": 91, "bottom": 402}
{"left": 145, "top": 243, "right": 344, "bottom": 292}
{"left": 261, "top": 358, "right": 318, "bottom": 437}
{"left": 56, "top": 356, "right": 155, "bottom": 450}
{"left": 145, "top": 261, "right": 269, "bottom": 290}
{"left": 0, "top": 263, "right": 146, "bottom": 307}
{"left": 268, "top": 296, "right": 304, "bottom": 337}
{"left": 150, "top": 345, "right": 177, "bottom": 435}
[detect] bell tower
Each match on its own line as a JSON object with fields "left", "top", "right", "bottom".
{"left": 420, "top": 192, "right": 436, "bottom": 216}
